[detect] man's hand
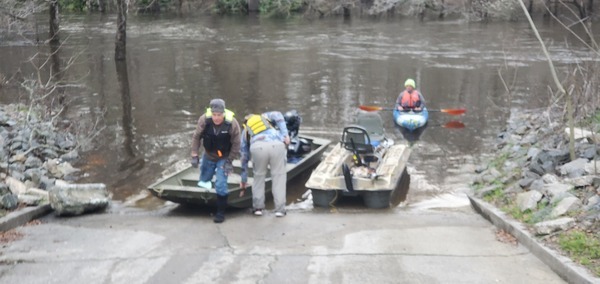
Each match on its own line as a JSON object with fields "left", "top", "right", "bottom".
{"left": 239, "top": 182, "right": 248, "bottom": 197}
{"left": 191, "top": 156, "right": 199, "bottom": 168}
{"left": 223, "top": 159, "right": 234, "bottom": 176}
{"left": 283, "top": 135, "right": 291, "bottom": 145}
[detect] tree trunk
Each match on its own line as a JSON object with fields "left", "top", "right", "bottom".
{"left": 567, "top": 90, "right": 576, "bottom": 160}
{"left": 115, "top": 59, "right": 136, "bottom": 160}
{"left": 248, "top": 0, "right": 259, "bottom": 12}
{"left": 99, "top": 0, "right": 107, "bottom": 13}
{"left": 49, "top": 0, "right": 59, "bottom": 43}
{"left": 343, "top": 6, "right": 351, "bottom": 18}
{"left": 115, "top": 0, "right": 127, "bottom": 61}
{"left": 439, "top": 0, "right": 446, "bottom": 18}
{"left": 50, "top": 41, "right": 67, "bottom": 106}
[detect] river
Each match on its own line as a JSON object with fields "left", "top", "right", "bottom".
{"left": 0, "top": 14, "right": 594, "bottom": 211}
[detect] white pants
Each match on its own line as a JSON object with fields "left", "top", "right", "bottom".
{"left": 250, "top": 140, "right": 287, "bottom": 213}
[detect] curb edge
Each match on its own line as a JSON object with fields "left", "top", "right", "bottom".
{"left": 468, "top": 194, "right": 600, "bottom": 284}
{"left": 0, "top": 204, "right": 53, "bottom": 232}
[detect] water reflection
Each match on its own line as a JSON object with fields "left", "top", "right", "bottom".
{"left": 396, "top": 124, "right": 428, "bottom": 145}
{"left": 115, "top": 59, "right": 145, "bottom": 172}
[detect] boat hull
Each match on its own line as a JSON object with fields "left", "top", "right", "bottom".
{"left": 305, "top": 141, "right": 411, "bottom": 209}
{"left": 393, "top": 108, "right": 429, "bottom": 131}
{"left": 148, "top": 135, "right": 331, "bottom": 208}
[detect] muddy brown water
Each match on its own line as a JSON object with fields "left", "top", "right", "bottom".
{"left": 0, "top": 14, "right": 594, "bottom": 211}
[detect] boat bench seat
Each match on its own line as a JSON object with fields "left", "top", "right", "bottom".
{"left": 180, "top": 172, "right": 252, "bottom": 186}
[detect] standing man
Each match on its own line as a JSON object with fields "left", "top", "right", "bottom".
{"left": 240, "top": 111, "right": 290, "bottom": 217}
{"left": 396, "top": 78, "right": 426, "bottom": 112}
{"left": 191, "top": 98, "right": 241, "bottom": 223}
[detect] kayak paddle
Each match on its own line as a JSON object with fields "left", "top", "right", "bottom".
{"left": 359, "top": 105, "right": 466, "bottom": 116}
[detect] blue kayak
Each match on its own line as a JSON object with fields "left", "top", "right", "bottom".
{"left": 393, "top": 108, "right": 429, "bottom": 131}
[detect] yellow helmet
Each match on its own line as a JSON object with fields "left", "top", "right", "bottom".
{"left": 404, "top": 78, "right": 416, "bottom": 88}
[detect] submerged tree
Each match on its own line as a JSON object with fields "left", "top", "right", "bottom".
{"left": 115, "top": 0, "right": 127, "bottom": 61}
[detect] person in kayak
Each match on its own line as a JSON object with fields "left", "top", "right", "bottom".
{"left": 190, "top": 98, "right": 242, "bottom": 223}
{"left": 240, "top": 111, "right": 290, "bottom": 218}
{"left": 396, "top": 78, "right": 425, "bottom": 112}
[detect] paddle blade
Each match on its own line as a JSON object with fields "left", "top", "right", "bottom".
{"left": 443, "top": 121, "right": 465, "bottom": 129}
{"left": 358, "top": 105, "right": 384, "bottom": 112}
{"left": 440, "top": 108, "right": 466, "bottom": 116}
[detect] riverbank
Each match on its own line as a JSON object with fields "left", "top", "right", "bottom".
{"left": 0, "top": 101, "right": 598, "bottom": 281}
{"left": 0, "top": 103, "right": 82, "bottom": 218}
{"left": 471, "top": 108, "right": 600, "bottom": 277}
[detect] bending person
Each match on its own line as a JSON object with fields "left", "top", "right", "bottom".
{"left": 240, "top": 111, "right": 290, "bottom": 217}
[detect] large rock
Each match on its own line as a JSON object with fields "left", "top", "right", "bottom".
{"left": 49, "top": 183, "right": 110, "bottom": 216}
{"left": 5, "top": 176, "right": 26, "bottom": 195}
{"left": 584, "top": 160, "right": 600, "bottom": 175}
{"left": 558, "top": 158, "right": 588, "bottom": 178}
{"left": 0, "top": 193, "right": 18, "bottom": 210}
{"left": 550, "top": 197, "right": 582, "bottom": 218}
{"left": 534, "top": 217, "right": 575, "bottom": 235}
{"left": 568, "top": 127, "right": 600, "bottom": 142}
{"left": 543, "top": 183, "right": 573, "bottom": 198}
{"left": 516, "top": 191, "right": 543, "bottom": 212}
{"left": 44, "top": 158, "right": 80, "bottom": 179}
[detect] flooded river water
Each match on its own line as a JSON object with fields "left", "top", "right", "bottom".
{"left": 0, "top": 14, "right": 594, "bottom": 211}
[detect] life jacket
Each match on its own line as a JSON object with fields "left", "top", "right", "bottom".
{"left": 203, "top": 108, "right": 235, "bottom": 157}
{"left": 400, "top": 90, "right": 421, "bottom": 108}
{"left": 245, "top": 114, "right": 273, "bottom": 136}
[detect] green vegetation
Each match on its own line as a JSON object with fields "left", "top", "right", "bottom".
{"left": 259, "top": 0, "right": 304, "bottom": 18}
{"left": 504, "top": 205, "right": 533, "bottom": 223}
{"left": 558, "top": 230, "right": 600, "bottom": 274}
{"left": 576, "top": 108, "right": 600, "bottom": 130}
{"left": 214, "top": 0, "right": 304, "bottom": 17}
{"left": 489, "top": 152, "right": 509, "bottom": 171}
{"left": 483, "top": 187, "right": 504, "bottom": 203}
{"left": 59, "top": 0, "right": 87, "bottom": 11}
{"left": 591, "top": 109, "right": 600, "bottom": 132}
{"left": 214, "top": 0, "right": 248, "bottom": 14}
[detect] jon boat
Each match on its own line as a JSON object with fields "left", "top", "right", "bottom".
{"left": 148, "top": 134, "right": 331, "bottom": 208}
{"left": 305, "top": 111, "right": 411, "bottom": 209}
{"left": 393, "top": 107, "right": 429, "bottom": 131}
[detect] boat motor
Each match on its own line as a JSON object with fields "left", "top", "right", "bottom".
{"left": 284, "top": 110, "right": 301, "bottom": 139}
{"left": 284, "top": 110, "right": 311, "bottom": 161}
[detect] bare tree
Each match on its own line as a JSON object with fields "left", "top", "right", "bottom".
{"left": 115, "top": 0, "right": 127, "bottom": 61}
{"left": 517, "top": 0, "right": 575, "bottom": 160}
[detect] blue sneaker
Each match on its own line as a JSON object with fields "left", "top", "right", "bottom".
{"left": 197, "top": 180, "right": 212, "bottom": 189}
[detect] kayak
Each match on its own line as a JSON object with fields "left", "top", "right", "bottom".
{"left": 147, "top": 134, "right": 331, "bottom": 208}
{"left": 393, "top": 107, "right": 429, "bottom": 131}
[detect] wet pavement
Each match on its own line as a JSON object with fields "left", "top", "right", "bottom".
{"left": 0, "top": 203, "right": 566, "bottom": 283}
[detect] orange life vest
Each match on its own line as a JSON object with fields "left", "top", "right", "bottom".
{"left": 400, "top": 90, "right": 421, "bottom": 108}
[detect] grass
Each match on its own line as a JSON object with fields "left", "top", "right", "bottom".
{"left": 489, "top": 152, "right": 510, "bottom": 171}
{"left": 558, "top": 230, "right": 600, "bottom": 275}
{"left": 482, "top": 187, "right": 504, "bottom": 203}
